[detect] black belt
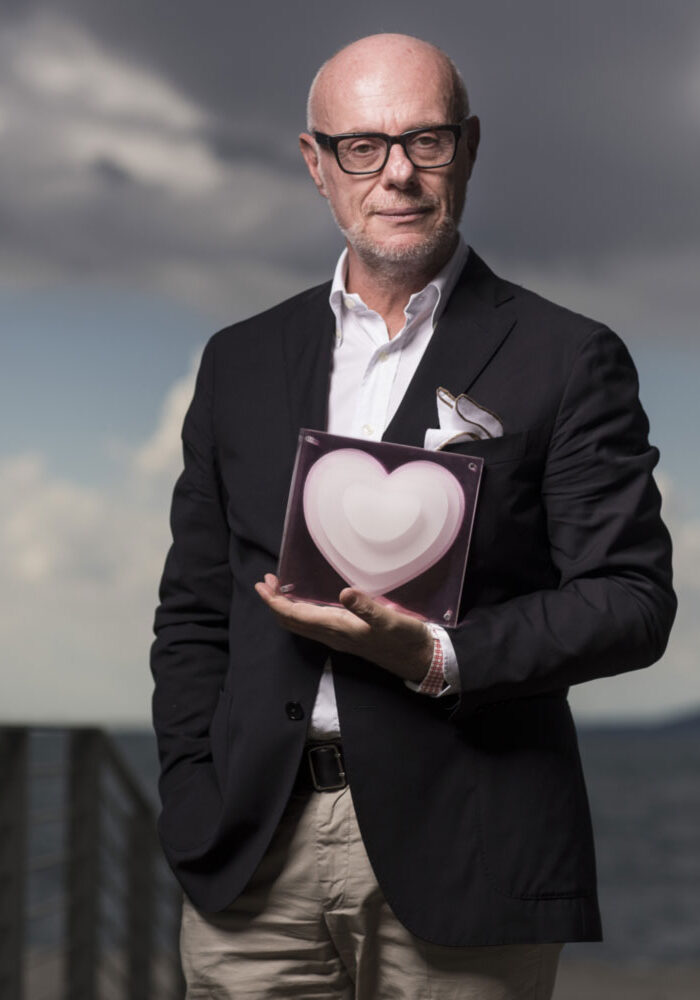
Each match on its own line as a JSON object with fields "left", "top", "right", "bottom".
{"left": 293, "top": 741, "right": 347, "bottom": 792}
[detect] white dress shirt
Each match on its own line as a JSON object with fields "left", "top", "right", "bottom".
{"left": 308, "top": 238, "right": 468, "bottom": 739}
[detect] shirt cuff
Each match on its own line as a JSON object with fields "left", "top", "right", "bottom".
{"left": 432, "top": 624, "right": 460, "bottom": 693}
{"left": 404, "top": 623, "right": 459, "bottom": 698}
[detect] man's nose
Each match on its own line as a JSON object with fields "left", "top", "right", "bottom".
{"left": 380, "top": 141, "right": 418, "bottom": 187}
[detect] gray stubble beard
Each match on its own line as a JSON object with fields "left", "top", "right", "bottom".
{"left": 335, "top": 208, "right": 463, "bottom": 285}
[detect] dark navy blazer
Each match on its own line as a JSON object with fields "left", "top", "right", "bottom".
{"left": 150, "top": 249, "right": 676, "bottom": 946}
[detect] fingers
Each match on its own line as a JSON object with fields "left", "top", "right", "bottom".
{"left": 254, "top": 578, "right": 367, "bottom": 639}
{"left": 253, "top": 576, "right": 431, "bottom": 677}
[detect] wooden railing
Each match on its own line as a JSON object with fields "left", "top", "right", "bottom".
{"left": 0, "top": 726, "right": 185, "bottom": 1000}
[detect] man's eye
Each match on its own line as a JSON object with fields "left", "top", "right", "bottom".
{"left": 414, "top": 133, "right": 440, "bottom": 147}
{"left": 350, "top": 140, "right": 380, "bottom": 155}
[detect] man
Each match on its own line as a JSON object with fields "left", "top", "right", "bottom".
{"left": 151, "top": 33, "right": 676, "bottom": 999}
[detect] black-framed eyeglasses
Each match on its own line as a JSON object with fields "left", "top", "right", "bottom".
{"left": 313, "top": 120, "right": 467, "bottom": 175}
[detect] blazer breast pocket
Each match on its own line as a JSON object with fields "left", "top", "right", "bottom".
{"left": 441, "top": 430, "right": 528, "bottom": 466}
{"left": 449, "top": 430, "right": 540, "bottom": 560}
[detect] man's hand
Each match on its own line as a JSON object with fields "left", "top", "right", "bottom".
{"left": 254, "top": 574, "right": 434, "bottom": 683}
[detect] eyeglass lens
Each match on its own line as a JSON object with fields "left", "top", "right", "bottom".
{"left": 337, "top": 128, "right": 456, "bottom": 172}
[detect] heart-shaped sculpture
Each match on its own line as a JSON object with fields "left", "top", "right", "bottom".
{"left": 303, "top": 449, "right": 465, "bottom": 595}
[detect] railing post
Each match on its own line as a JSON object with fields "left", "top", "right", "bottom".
{"left": 126, "top": 801, "right": 155, "bottom": 999}
{"left": 65, "top": 729, "right": 102, "bottom": 1000}
{"left": 0, "top": 727, "right": 28, "bottom": 1000}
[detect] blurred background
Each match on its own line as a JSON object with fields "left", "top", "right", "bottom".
{"left": 1, "top": 0, "right": 698, "bottom": 997}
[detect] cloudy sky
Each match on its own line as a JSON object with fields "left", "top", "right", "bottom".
{"left": 2, "top": 0, "right": 699, "bottom": 724}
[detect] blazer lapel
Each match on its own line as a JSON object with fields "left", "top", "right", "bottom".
{"left": 383, "top": 249, "right": 517, "bottom": 448}
{"left": 281, "top": 281, "right": 335, "bottom": 450}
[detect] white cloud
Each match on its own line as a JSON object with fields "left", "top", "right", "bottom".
{"left": 3, "top": 453, "right": 104, "bottom": 584}
{"left": 133, "top": 360, "right": 198, "bottom": 481}
{"left": 2, "top": 12, "right": 224, "bottom": 195}
{"left": 13, "top": 15, "right": 203, "bottom": 130}
{"left": 0, "top": 356, "right": 199, "bottom": 724}
{"left": 62, "top": 123, "right": 225, "bottom": 194}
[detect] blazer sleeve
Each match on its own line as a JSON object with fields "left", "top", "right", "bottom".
{"left": 448, "top": 325, "right": 677, "bottom": 721}
{"left": 150, "top": 335, "right": 231, "bottom": 803}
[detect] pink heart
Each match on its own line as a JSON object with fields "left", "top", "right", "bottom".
{"left": 303, "top": 449, "right": 465, "bottom": 595}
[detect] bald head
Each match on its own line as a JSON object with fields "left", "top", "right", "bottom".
{"left": 299, "top": 32, "right": 479, "bottom": 291}
{"left": 306, "top": 33, "right": 469, "bottom": 133}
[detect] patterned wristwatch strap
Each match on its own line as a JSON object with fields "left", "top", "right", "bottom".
{"left": 417, "top": 624, "right": 446, "bottom": 695}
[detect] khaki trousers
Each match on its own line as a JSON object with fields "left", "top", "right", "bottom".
{"left": 180, "top": 784, "right": 562, "bottom": 999}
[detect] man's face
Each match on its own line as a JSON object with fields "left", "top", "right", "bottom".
{"left": 300, "top": 55, "right": 478, "bottom": 274}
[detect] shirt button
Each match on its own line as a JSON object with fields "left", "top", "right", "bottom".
{"left": 362, "top": 424, "right": 374, "bottom": 436}
{"left": 286, "top": 701, "right": 305, "bottom": 721}
{"left": 378, "top": 351, "right": 389, "bottom": 363}
{"left": 343, "top": 296, "right": 355, "bottom": 310}
{"left": 335, "top": 327, "right": 341, "bottom": 343}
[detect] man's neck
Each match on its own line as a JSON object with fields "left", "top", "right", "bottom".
{"left": 344, "top": 238, "right": 459, "bottom": 339}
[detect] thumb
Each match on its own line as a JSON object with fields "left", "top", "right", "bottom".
{"left": 339, "top": 588, "right": 381, "bottom": 623}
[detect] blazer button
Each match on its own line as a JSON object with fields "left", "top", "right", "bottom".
{"left": 286, "top": 701, "right": 304, "bottom": 721}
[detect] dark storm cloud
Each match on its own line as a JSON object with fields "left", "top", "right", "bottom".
{"left": 2, "top": 0, "right": 699, "bottom": 303}
{"left": 11, "top": 0, "right": 700, "bottom": 263}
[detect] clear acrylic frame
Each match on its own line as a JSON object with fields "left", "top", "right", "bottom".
{"left": 277, "top": 430, "right": 483, "bottom": 627}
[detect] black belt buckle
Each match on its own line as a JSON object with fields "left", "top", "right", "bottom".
{"left": 307, "top": 742, "right": 346, "bottom": 791}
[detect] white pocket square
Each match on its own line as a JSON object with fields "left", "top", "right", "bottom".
{"left": 424, "top": 386, "right": 504, "bottom": 451}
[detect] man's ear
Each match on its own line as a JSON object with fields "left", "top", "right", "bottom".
{"left": 299, "top": 133, "right": 328, "bottom": 198}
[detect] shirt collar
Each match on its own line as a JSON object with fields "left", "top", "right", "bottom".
{"left": 329, "top": 236, "right": 470, "bottom": 346}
